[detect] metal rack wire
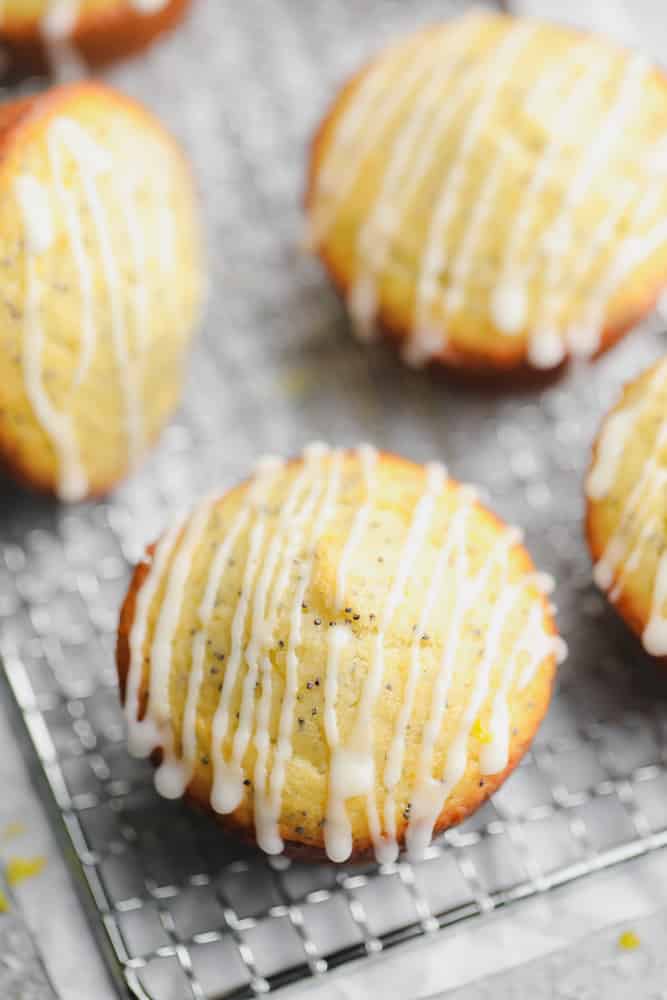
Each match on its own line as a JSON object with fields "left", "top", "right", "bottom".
{"left": 2, "top": 1, "right": 667, "bottom": 997}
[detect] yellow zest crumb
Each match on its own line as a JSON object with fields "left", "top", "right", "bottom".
{"left": 472, "top": 719, "right": 492, "bottom": 744}
{"left": 6, "top": 856, "right": 46, "bottom": 887}
{"left": 281, "top": 367, "right": 314, "bottom": 399}
{"left": 1, "top": 822, "right": 26, "bottom": 841}
{"left": 618, "top": 930, "right": 640, "bottom": 951}
{"left": 0, "top": 891, "right": 8, "bottom": 913}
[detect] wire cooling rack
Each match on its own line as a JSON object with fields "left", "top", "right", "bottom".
{"left": 2, "top": 1, "right": 667, "bottom": 997}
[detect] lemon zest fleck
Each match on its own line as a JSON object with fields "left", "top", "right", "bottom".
{"left": 618, "top": 930, "right": 640, "bottom": 951}
{"left": 472, "top": 719, "right": 492, "bottom": 744}
{"left": 0, "top": 891, "right": 8, "bottom": 913}
{"left": 281, "top": 368, "right": 314, "bottom": 399}
{"left": 1, "top": 822, "right": 26, "bottom": 842}
{"left": 6, "top": 856, "right": 46, "bottom": 887}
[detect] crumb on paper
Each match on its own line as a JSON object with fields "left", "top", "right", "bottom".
{"left": 0, "top": 890, "right": 8, "bottom": 913}
{"left": 618, "top": 930, "right": 640, "bottom": 951}
{"left": 472, "top": 719, "right": 492, "bottom": 744}
{"left": 1, "top": 822, "right": 26, "bottom": 842}
{"left": 6, "top": 856, "right": 46, "bottom": 887}
{"left": 281, "top": 367, "right": 314, "bottom": 399}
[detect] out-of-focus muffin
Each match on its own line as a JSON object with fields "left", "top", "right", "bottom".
{"left": 306, "top": 11, "right": 667, "bottom": 375}
{"left": 587, "top": 357, "right": 667, "bottom": 662}
{"left": 0, "top": 82, "right": 205, "bottom": 500}
{"left": 0, "top": 0, "right": 192, "bottom": 74}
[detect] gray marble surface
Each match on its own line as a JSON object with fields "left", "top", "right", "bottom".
{"left": 446, "top": 909, "right": 667, "bottom": 1000}
{"left": 0, "top": 696, "right": 113, "bottom": 1000}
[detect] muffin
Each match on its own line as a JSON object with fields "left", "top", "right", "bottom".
{"left": 117, "top": 445, "right": 564, "bottom": 863}
{"left": 0, "top": 0, "right": 191, "bottom": 74}
{"left": 0, "top": 82, "right": 204, "bottom": 500}
{"left": 587, "top": 357, "right": 667, "bottom": 662}
{"left": 306, "top": 11, "right": 667, "bottom": 375}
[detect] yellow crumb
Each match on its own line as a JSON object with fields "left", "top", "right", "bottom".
{"left": 618, "top": 930, "right": 640, "bottom": 951}
{"left": 0, "top": 891, "right": 8, "bottom": 913}
{"left": 6, "top": 856, "right": 46, "bottom": 887}
{"left": 1, "top": 822, "right": 26, "bottom": 841}
{"left": 281, "top": 367, "right": 314, "bottom": 399}
{"left": 472, "top": 719, "right": 492, "bottom": 744}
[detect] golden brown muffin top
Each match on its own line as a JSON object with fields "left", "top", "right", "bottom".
{"left": 307, "top": 11, "right": 667, "bottom": 372}
{"left": 587, "top": 357, "right": 667, "bottom": 657}
{"left": 120, "top": 445, "right": 563, "bottom": 863}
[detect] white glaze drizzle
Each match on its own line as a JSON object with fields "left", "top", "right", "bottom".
{"left": 335, "top": 443, "right": 377, "bottom": 611}
{"left": 15, "top": 174, "right": 88, "bottom": 501}
{"left": 47, "top": 125, "right": 99, "bottom": 387}
{"left": 125, "top": 514, "right": 187, "bottom": 757}
{"left": 327, "top": 461, "right": 447, "bottom": 863}
{"left": 490, "top": 47, "right": 612, "bottom": 338}
{"left": 17, "top": 116, "right": 162, "bottom": 497}
{"left": 150, "top": 496, "right": 216, "bottom": 798}
{"left": 38, "top": 0, "right": 168, "bottom": 78}
{"left": 445, "top": 143, "right": 508, "bottom": 314}
{"left": 482, "top": 588, "right": 565, "bottom": 775}
{"left": 209, "top": 458, "right": 285, "bottom": 813}
{"left": 256, "top": 448, "right": 344, "bottom": 854}
{"left": 527, "top": 52, "right": 647, "bottom": 368}
{"left": 405, "top": 524, "right": 518, "bottom": 860}
{"left": 645, "top": 553, "right": 667, "bottom": 657}
{"left": 308, "top": 26, "right": 458, "bottom": 251}
{"left": 232, "top": 449, "right": 329, "bottom": 826}
{"left": 133, "top": 446, "right": 561, "bottom": 862}
{"left": 323, "top": 624, "right": 352, "bottom": 861}
{"left": 379, "top": 479, "right": 469, "bottom": 866}
{"left": 50, "top": 117, "right": 144, "bottom": 471}
{"left": 348, "top": 16, "right": 482, "bottom": 340}
{"left": 589, "top": 362, "right": 667, "bottom": 657}
{"left": 118, "top": 175, "right": 150, "bottom": 355}
{"left": 211, "top": 446, "right": 326, "bottom": 834}
{"left": 563, "top": 182, "right": 639, "bottom": 359}
{"left": 570, "top": 186, "right": 666, "bottom": 354}
{"left": 411, "top": 22, "right": 534, "bottom": 364}
{"left": 41, "top": 0, "right": 168, "bottom": 39}
{"left": 177, "top": 461, "right": 281, "bottom": 796}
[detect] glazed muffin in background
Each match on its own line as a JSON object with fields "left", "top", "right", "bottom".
{"left": 0, "top": 82, "right": 205, "bottom": 501}
{"left": 0, "top": 0, "right": 192, "bottom": 74}
{"left": 587, "top": 357, "right": 667, "bottom": 663}
{"left": 306, "top": 11, "right": 667, "bottom": 376}
{"left": 117, "top": 444, "right": 564, "bottom": 863}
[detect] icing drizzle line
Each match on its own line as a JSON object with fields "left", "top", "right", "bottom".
{"left": 588, "top": 361, "right": 667, "bottom": 657}
{"left": 125, "top": 445, "right": 563, "bottom": 863}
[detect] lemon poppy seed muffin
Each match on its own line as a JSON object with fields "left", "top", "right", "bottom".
{"left": 306, "top": 11, "right": 667, "bottom": 375}
{"left": 0, "top": 0, "right": 191, "bottom": 73}
{"left": 587, "top": 357, "right": 667, "bottom": 663}
{"left": 117, "top": 445, "right": 564, "bottom": 863}
{"left": 0, "top": 82, "right": 204, "bottom": 500}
